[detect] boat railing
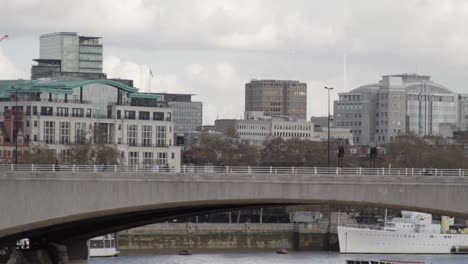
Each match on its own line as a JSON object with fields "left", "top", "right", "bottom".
{"left": 339, "top": 224, "right": 386, "bottom": 231}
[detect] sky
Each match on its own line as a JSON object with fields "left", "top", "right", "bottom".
{"left": 1, "top": 0, "right": 468, "bottom": 125}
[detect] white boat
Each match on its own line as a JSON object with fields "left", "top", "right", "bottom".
{"left": 338, "top": 210, "right": 468, "bottom": 254}
{"left": 345, "top": 259, "right": 428, "bottom": 264}
{"left": 89, "top": 234, "right": 120, "bottom": 257}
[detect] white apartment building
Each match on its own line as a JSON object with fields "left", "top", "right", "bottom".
{"left": 215, "top": 112, "right": 353, "bottom": 146}
{"left": 0, "top": 79, "right": 180, "bottom": 170}
{"left": 334, "top": 74, "right": 461, "bottom": 145}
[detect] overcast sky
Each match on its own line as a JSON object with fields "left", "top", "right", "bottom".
{"left": 1, "top": 0, "right": 468, "bottom": 124}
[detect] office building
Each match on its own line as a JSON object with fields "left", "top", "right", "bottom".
{"left": 136, "top": 93, "right": 203, "bottom": 135}
{"left": 310, "top": 116, "right": 334, "bottom": 129}
{"left": 31, "top": 32, "right": 106, "bottom": 80}
{"left": 459, "top": 94, "right": 468, "bottom": 132}
{"left": 0, "top": 79, "right": 181, "bottom": 170}
{"left": 334, "top": 74, "right": 460, "bottom": 145}
{"left": 245, "top": 80, "right": 307, "bottom": 120}
{"left": 215, "top": 112, "right": 352, "bottom": 146}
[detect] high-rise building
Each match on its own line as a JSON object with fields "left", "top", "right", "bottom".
{"left": 334, "top": 74, "right": 460, "bottom": 145}
{"left": 245, "top": 80, "right": 307, "bottom": 120}
{"left": 31, "top": 32, "right": 106, "bottom": 80}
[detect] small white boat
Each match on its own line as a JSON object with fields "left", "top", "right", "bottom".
{"left": 89, "top": 234, "right": 120, "bottom": 257}
{"left": 346, "top": 259, "right": 428, "bottom": 264}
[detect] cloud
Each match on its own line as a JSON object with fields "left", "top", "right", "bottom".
{"left": 4, "top": 0, "right": 468, "bottom": 125}
{"left": 0, "top": 48, "right": 22, "bottom": 79}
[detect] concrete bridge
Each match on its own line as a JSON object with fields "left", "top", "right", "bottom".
{"left": 1, "top": 165, "right": 468, "bottom": 263}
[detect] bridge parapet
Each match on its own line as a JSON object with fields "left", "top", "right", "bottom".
{"left": 2, "top": 164, "right": 467, "bottom": 177}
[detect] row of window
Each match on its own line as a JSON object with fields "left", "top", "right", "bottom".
{"left": 273, "top": 132, "right": 313, "bottom": 138}
{"left": 336, "top": 121, "right": 362, "bottom": 127}
{"left": 127, "top": 125, "right": 168, "bottom": 147}
{"left": 273, "top": 124, "right": 312, "bottom": 131}
{"left": 128, "top": 151, "right": 174, "bottom": 165}
{"left": 117, "top": 110, "right": 171, "bottom": 121}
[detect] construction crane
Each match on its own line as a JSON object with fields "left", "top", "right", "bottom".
{"left": 0, "top": 35, "right": 8, "bottom": 42}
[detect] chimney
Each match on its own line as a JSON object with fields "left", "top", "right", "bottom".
{"left": 3, "top": 110, "right": 13, "bottom": 141}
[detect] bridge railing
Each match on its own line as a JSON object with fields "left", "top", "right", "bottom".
{"left": 1, "top": 164, "right": 467, "bottom": 177}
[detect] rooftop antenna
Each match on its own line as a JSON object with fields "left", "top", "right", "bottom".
{"left": 343, "top": 53, "right": 347, "bottom": 91}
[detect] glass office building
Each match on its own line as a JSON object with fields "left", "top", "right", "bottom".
{"left": 32, "top": 32, "right": 104, "bottom": 79}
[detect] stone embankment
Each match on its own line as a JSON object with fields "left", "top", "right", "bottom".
{"left": 118, "top": 215, "right": 354, "bottom": 253}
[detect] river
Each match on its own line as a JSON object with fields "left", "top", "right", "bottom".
{"left": 91, "top": 252, "right": 468, "bottom": 264}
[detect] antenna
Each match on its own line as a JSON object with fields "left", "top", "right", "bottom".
{"left": 343, "top": 53, "right": 347, "bottom": 91}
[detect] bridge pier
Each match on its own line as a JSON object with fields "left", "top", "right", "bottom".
{"left": 64, "top": 240, "right": 89, "bottom": 264}
{"left": 2, "top": 240, "right": 88, "bottom": 264}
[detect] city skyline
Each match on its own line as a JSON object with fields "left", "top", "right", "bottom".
{"left": 2, "top": 1, "right": 468, "bottom": 125}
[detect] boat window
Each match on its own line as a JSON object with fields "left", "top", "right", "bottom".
{"left": 90, "top": 240, "right": 104, "bottom": 248}
{"left": 104, "top": 240, "right": 111, "bottom": 248}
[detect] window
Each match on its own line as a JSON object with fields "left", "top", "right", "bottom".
{"left": 60, "top": 149, "right": 71, "bottom": 164}
{"left": 26, "top": 121, "right": 30, "bottom": 128}
{"left": 33, "top": 106, "right": 37, "bottom": 115}
{"left": 72, "top": 108, "right": 84, "bottom": 117}
{"left": 125, "top": 111, "right": 136, "bottom": 120}
{"left": 57, "top": 107, "right": 69, "bottom": 117}
{"left": 127, "top": 125, "right": 138, "bottom": 146}
{"left": 139, "top": 111, "right": 150, "bottom": 120}
{"left": 143, "top": 152, "right": 153, "bottom": 165}
{"left": 59, "top": 122, "right": 70, "bottom": 144}
{"left": 153, "top": 112, "right": 164, "bottom": 121}
{"left": 34, "top": 121, "right": 37, "bottom": 128}
{"left": 75, "top": 122, "right": 87, "bottom": 143}
{"left": 44, "top": 121, "right": 55, "bottom": 144}
{"left": 129, "top": 151, "right": 139, "bottom": 165}
{"left": 117, "top": 110, "right": 121, "bottom": 119}
{"left": 156, "top": 152, "right": 167, "bottom": 165}
{"left": 26, "top": 106, "right": 31, "bottom": 116}
{"left": 142, "top": 125, "right": 152, "bottom": 146}
{"left": 156, "top": 126, "right": 166, "bottom": 146}
{"left": 41, "top": 107, "right": 53, "bottom": 116}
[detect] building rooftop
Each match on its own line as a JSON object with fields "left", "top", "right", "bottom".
{"left": 0, "top": 79, "right": 138, "bottom": 98}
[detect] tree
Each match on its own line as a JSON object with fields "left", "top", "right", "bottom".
{"left": 20, "top": 144, "right": 57, "bottom": 164}
{"left": 381, "top": 134, "right": 467, "bottom": 169}
{"left": 68, "top": 124, "right": 121, "bottom": 165}
{"left": 185, "top": 130, "right": 260, "bottom": 166}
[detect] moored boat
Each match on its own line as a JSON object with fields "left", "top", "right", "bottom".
{"left": 338, "top": 210, "right": 468, "bottom": 254}
{"left": 89, "top": 234, "right": 120, "bottom": 257}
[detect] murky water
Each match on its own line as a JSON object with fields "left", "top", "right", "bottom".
{"left": 91, "top": 252, "right": 468, "bottom": 264}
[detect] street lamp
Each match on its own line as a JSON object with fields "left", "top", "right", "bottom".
{"left": 324, "top": 87, "right": 334, "bottom": 168}
{"left": 11, "top": 86, "right": 20, "bottom": 164}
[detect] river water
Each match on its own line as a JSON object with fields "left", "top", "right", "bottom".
{"left": 91, "top": 252, "right": 468, "bottom": 264}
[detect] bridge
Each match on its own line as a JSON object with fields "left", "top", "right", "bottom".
{"left": 1, "top": 164, "right": 468, "bottom": 263}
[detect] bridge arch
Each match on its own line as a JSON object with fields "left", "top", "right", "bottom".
{"left": 1, "top": 171, "right": 468, "bottom": 244}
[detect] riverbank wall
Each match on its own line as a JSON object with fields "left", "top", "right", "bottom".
{"left": 117, "top": 220, "right": 346, "bottom": 252}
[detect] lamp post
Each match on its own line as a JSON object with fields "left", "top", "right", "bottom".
{"left": 324, "top": 87, "right": 334, "bottom": 168}
{"left": 11, "top": 86, "right": 19, "bottom": 164}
